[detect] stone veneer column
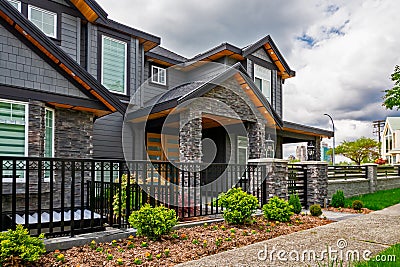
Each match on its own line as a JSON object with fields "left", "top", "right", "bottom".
{"left": 363, "top": 163, "right": 378, "bottom": 193}
{"left": 315, "top": 137, "right": 322, "bottom": 161}
{"left": 300, "top": 161, "right": 328, "bottom": 208}
{"left": 178, "top": 110, "right": 202, "bottom": 215}
{"left": 247, "top": 122, "right": 266, "bottom": 159}
{"left": 248, "top": 158, "right": 289, "bottom": 203}
{"left": 28, "top": 100, "right": 45, "bottom": 157}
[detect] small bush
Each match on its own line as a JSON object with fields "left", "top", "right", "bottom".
{"left": 288, "top": 194, "right": 302, "bottom": 214}
{"left": 218, "top": 188, "right": 259, "bottom": 224}
{"left": 352, "top": 200, "right": 363, "bottom": 211}
{"left": 128, "top": 204, "right": 178, "bottom": 240}
{"left": 0, "top": 225, "right": 46, "bottom": 265}
{"left": 331, "top": 190, "right": 345, "bottom": 208}
{"left": 262, "top": 196, "right": 294, "bottom": 222}
{"left": 309, "top": 204, "right": 322, "bottom": 216}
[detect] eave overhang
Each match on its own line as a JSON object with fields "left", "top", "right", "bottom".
{"left": 0, "top": 0, "right": 126, "bottom": 115}
{"left": 242, "top": 35, "right": 295, "bottom": 79}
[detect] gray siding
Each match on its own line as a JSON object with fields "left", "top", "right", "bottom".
{"left": 142, "top": 61, "right": 171, "bottom": 103}
{"left": 87, "top": 23, "right": 98, "bottom": 79}
{"left": 276, "top": 75, "right": 283, "bottom": 117}
{"left": 93, "top": 112, "right": 124, "bottom": 159}
{"left": 247, "top": 59, "right": 254, "bottom": 79}
{"left": 50, "top": 0, "right": 70, "bottom": 6}
{"left": 0, "top": 24, "right": 88, "bottom": 98}
{"left": 60, "top": 13, "right": 80, "bottom": 61}
{"left": 130, "top": 37, "right": 138, "bottom": 94}
{"left": 252, "top": 48, "right": 272, "bottom": 63}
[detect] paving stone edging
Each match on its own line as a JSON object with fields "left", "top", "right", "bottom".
{"left": 44, "top": 217, "right": 225, "bottom": 251}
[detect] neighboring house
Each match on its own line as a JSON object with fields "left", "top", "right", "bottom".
{"left": 0, "top": 0, "right": 333, "bottom": 165}
{"left": 381, "top": 117, "right": 400, "bottom": 164}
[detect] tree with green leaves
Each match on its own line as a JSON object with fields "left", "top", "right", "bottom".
{"left": 383, "top": 65, "right": 400, "bottom": 110}
{"left": 328, "top": 137, "right": 380, "bottom": 165}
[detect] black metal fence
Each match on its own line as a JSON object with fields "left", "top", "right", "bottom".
{"left": 377, "top": 165, "right": 400, "bottom": 178}
{"left": 328, "top": 165, "right": 367, "bottom": 180}
{"left": 288, "top": 164, "right": 308, "bottom": 208}
{"left": 1, "top": 157, "right": 277, "bottom": 237}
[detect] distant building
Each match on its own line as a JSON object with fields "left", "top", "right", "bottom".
{"left": 296, "top": 145, "right": 307, "bottom": 161}
{"left": 381, "top": 117, "right": 400, "bottom": 164}
{"left": 321, "top": 142, "right": 332, "bottom": 163}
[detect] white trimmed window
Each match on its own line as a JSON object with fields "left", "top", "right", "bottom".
{"left": 28, "top": 5, "right": 57, "bottom": 38}
{"left": 44, "top": 108, "right": 54, "bottom": 158}
{"left": 101, "top": 35, "right": 127, "bottom": 94}
{"left": 7, "top": 0, "right": 21, "bottom": 11}
{"left": 0, "top": 99, "right": 28, "bottom": 183}
{"left": 237, "top": 136, "right": 248, "bottom": 165}
{"left": 151, "top": 65, "right": 166, "bottom": 85}
{"left": 254, "top": 64, "right": 272, "bottom": 103}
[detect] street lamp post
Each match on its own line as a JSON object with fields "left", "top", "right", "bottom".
{"left": 324, "top": 113, "right": 335, "bottom": 165}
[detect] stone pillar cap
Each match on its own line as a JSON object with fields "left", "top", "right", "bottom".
{"left": 248, "top": 158, "right": 289, "bottom": 164}
{"left": 298, "top": 161, "right": 328, "bottom": 165}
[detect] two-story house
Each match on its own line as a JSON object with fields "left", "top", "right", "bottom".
{"left": 382, "top": 117, "right": 400, "bottom": 164}
{"left": 0, "top": 0, "right": 334, "bottom": 231}
{"left": 0, "top": 0, "right": 332, "bottom": 170}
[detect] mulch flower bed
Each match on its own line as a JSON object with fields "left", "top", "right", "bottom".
{"left": 38, "top": 215, "right": 331, "bottom": 266}
{"left": 324, "top": 207, "right": 372, "bottom": 214}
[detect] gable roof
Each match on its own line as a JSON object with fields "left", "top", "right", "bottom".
{"left": 128, "top": 63, "right": 282, "bottom": 127}
{"left": 386, "top": 117, "right": 400, "bottom": 131}
{"left": 68, "top": 0, "right": 108, "bottom": 24}
{"left": 242, "top": 35, "right": 295, "bottom": 79}
{"left": 183, "top": 36, "right": 295, "bottom": 79}
{"left": 68, "top": 0, "right": 160, "bottom": 51}
{"left": 146, "top": 46, "right": 188, "bottom": 66}
{"left": 189, "top": 43, "right": 244, "bottom": 62}
{"left": 100, "top": 20, "right": 160, "bottom": 51}
{"left": 0, "top": 0, "right": 126, "bottom": 114}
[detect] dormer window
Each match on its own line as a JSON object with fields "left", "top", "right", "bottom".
{"left": 7, "top": 0, "right": 21, "bottom": 11}
{"left": 28, "top": 5, "right": 57, "bottom": 39}
{"left": 254, "top": 64, "right": 272, "bottom": 103}
{"left": 151, "top": 65, "right": 166, "bottom": 85}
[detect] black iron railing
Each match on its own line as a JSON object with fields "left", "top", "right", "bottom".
{"left": 1, "top": 157, "right": 271, "bottom": 237}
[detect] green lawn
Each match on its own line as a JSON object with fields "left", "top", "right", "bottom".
{"left": 354, "top": 243, "right": 399, "bottom": 267}
{"left": 344, "top": 188, "right": 400, "bottom": 210}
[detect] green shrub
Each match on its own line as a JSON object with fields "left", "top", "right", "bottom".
{"left": 310, "top": 204, "right": 322, "bottom": 216}
{"left": 113, "top": 174, "right": 143, "bottom": 218}
{"left": 218, "top": 188, "right": 259, "bottom": 224}
{"left": 128, "top": 204, "right": 177, "bottom": 240}
{"left": 288, "top": 194, "right": 302, "bottom": 214}
{"left": 331, "top": 190, "right": 345, "bottom": 208}
{"left": 262, "top": 196, "right": 294, "bottom": 222}
{"left": 352, "top": 200, "right": 363, "bottom": 211}
{"left": 0, "top": 225, "right": 46, "bottom": 265}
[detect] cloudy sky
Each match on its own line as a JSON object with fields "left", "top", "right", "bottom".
{"left": 97, "top": 0, "right": 400, "bottom": 159}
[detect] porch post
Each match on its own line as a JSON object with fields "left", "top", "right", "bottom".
{"left": 247, "top": 122, "right": 266, "bottom": 159}
{"left": 178, "top": 110, "right": 202, "bottom": 216}
{"left": 300, "top": 161, "right": 328, "bottom": 207}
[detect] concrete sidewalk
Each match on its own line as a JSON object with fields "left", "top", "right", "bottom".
{"left": 176, "top": 204, "right": 400, "bottom": 267}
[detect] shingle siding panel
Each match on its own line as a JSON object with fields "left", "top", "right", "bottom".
{"left": 93, "top": 112, "right": 124, "bottom": 159}
{"left": 0, "top": 24, "right": 89, "bottom": 99}
{"left": 60, "top": 13, "right": 80, "bottom": 61}
{"left": 87, "top": 23, "right": 98, "bottom": 79}
{"left": 252, "top": 48, "right": 272, "bottom": 63}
